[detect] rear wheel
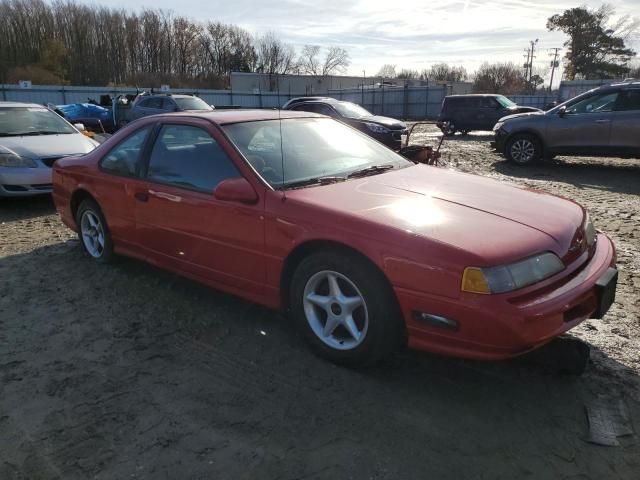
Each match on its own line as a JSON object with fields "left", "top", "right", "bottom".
{"left": 505, "top": 134, "right": 542, "bottom": 165}
{"left": 290, "top": 251, "right": 403, "bottom": 366}
{"left": 76, "top": 199, "right": 114, "bottom": 263}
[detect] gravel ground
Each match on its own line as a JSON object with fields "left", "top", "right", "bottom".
{"left": 1, "top": 125, "right": 638, "bottom": 479}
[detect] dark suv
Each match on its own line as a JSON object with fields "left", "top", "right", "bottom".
{"left": 493, "top": 81, "right": 640, "bottom": 165}
{"left": 283, "top": 98, "right": 407, "bottom": 150}
{"left": 437, "top": 94, "right": 540, "bottom": 135}
{"left": 129, "top": 93, "right": 213, "bottom": 121}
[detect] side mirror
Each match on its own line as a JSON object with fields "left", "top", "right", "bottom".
{"left": 214, "top": 177, "right": 258, "bottom": 204}
{"left": 74, "top": 123, "right": 86, "bottom": 131}
{"left": 558, "top": 106, "right": 567, "bottom": 117}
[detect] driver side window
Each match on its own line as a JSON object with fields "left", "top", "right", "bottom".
{"left": 566, "top": 92, "right": 619, "bottom": 114}
{"left": 101, "top": 126, "right": 151, "bottom": 177}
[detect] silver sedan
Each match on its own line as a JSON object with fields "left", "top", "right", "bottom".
{"left": 0, "top": 102, "right": 98, "bottom": 196}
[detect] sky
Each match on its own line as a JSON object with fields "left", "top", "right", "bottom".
{"left": 81, "top": 0, "right": 640, "bottom": 84}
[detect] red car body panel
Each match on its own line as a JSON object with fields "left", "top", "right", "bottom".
{"left": 52, "top": 111, "right": 616, "bottom": 360}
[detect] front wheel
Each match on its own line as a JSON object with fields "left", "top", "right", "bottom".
{"left": 290, "top": 251, "right": 403, "bottom": 366}
{"left": 505, "top": 134, "right": 542, "bottom": 165}
{"left": 439, "top": 121, "right": 457, "bottom": 136}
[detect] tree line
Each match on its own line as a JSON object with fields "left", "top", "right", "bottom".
{"left": 0, "top": 0, "right": 350, "bottom": 87}
{"left": 0, "top": 1, "right": 636, "bottom": 92}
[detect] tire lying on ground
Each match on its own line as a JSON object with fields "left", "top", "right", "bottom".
{"left": 290, "top": 250, "right": 404, "bottom": 367}
{"left": 505, "top": 133, "right": 542, "bottom": 165}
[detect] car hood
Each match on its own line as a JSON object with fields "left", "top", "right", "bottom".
{"left": 499, "top": 110, "right": 545, "bottom": 122}
{"left": 360, "top": 115, "right": 407, "bottom": 130}
{"left": 287, "top": 165, "right": 583, "bottom": 264}
{"left": 0, "top": 133, "right": 97, "bottom": 160}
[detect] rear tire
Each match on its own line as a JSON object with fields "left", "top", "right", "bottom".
{"left": 76, "top": 199, "right": 115, "bottom": 264}
{"left": 505, "top": 134, "right": 542, "bottom": 165}
{"left": 290, "top": 251, "right": 403, "bottom": 367}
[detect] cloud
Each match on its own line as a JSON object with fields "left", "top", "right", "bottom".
{"left": 79, "top": 0, "right": 640, "bottom": 75}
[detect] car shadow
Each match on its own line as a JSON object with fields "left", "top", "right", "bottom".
{"left": 493, "top": 157, "right": 640, "bottom": 196}
{"left": 0, "top": 194, "right": 56, "bottom": 222}
{"left": 1, "top": 242, "right": 638, "bottom": 478}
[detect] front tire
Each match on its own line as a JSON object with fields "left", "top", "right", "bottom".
{"left": 290, "top": 251, "right": 403, "bottom": 366}
{"left": 76, "top": 199, "right": 115, "bottom": 264}
{"left": 505, "top": 134, "right": 542, "bottom": 165}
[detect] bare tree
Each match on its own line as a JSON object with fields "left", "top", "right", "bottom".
{"left": 377, "top": 64, "right": 397, "bottom": 78}
{"left": 322, "top": 46, "right": 350, "bottom": 75}
{"left": 255, "top": 32, "right": 296, "bottom": 75}
{"left": 473, "top": 62, "right": 527, "bottom": 94}
{"left": 298, "top": 44, "right": 321, "bottom": 74}
{"left": 397, "top": 68, "right": 419, "bottom": 79}
{"left": 424, "top": 63, "right": 468, "bottom": 82}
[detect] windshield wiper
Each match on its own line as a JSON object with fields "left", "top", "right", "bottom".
{"left": 1, "top": 131, "right": 66, "bottom": 136}
{"left": 281, "top": 176, "right": 346, "bottom": 190}
{"left": 347, "top": 164, "right": 395, "bottom": 179}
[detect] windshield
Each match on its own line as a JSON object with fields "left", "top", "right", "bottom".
{"left": 332, "top": 102, "right": 372, "bottom": 119}
{"left": 174, "top": 97, "right": 213, "bottom": 111}
{"left": 0, "top": 107, "right": 77, "bottom": 136}
{"left": 495, "top": 95, "right": 516, "bottom": 108}
{"left": 223, "top": 118, "right": 411, "bottom": 188}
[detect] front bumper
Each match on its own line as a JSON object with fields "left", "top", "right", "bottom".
{"left": 492, "top": 128, "right": 508, "bottom": 153}
{"left": 371, "top": 129, "right": 407, "bottom": 150}
{"left": 0, "top": 167, "right": 53, "bottom": 196}
{"left": 396, "top": 233, "right": 617, "bottom": 360}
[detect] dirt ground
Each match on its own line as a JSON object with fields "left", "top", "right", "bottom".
{"left": 1, "top": 125, "right": 639, "bottom": 479}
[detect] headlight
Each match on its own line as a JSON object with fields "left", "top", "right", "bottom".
{"left": 584, "top": 212, "right": 596, "bottom": 247}
{"left": 493, "top": 121, "right": 504, "bottom": 131}
{"left": 462, "top": 252, "right": 564, "bottom": 294}
{"left": 0, "top": 153, "right": 38, "bottom": 168}
{"left": 365, "top": 122, "right": 390, "bottom": 134}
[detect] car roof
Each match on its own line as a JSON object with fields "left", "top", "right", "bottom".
{"left": 0, "top": 101, "right": 47, "bottom": 108}
{"left": 445, "top": 94, "right": 501, "bottom": 98}
{"left": 148, "top": 109, "right": 324, "bottom": 125}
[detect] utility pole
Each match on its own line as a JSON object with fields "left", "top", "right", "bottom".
{"left": 362, "top": 69, "right": 365, "bottom": 105}
{"left": 523, "top": 49, "right": 531, "bottom": 80}
{"left": 528, "top": 39, "right": 538, "bottom": 94}
{"left": 548, "top": 47, "right": 561, "bottom": 93}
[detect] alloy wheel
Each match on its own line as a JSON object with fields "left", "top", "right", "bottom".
{"left": 80, "top": 210, "right": 105, "bottom": 258}
{"left": 302, "top": 270, "right": 369, "bottom": 350}
{"left": 510, "top": 138, "right": 536, "bottom": 164}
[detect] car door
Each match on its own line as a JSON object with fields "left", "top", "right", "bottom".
{"left": 161, "top": 98, "right": 178, "bottom": 113}
{"left": 545, "top": 90, "right": 619, "bottom": 154}
{"left": 476, "top": 97, "right": 503, "bottom": 130}
{"left": 135, "top": 97, "right": 164, "bottom": 119}
{"left": 609, "top": 89, "right": 640, "bottom": 155}
{"left": 97, "top": 124, "right": 155, "bottom": 251}
{"left": 133, "top": 119, "right": 266, "bottom": 295}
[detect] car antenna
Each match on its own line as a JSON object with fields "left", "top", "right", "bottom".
{"left": 278, "top": 107, "right": 286, "bottom": 201}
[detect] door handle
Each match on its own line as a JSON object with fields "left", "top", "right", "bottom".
{"left": 148, "top": 189, "right": 182, "bottom": 202}
{"left": 594, "top": 119, "right": 610, "bottom": 124}
{"left": 134, "top": 191, "right": 149, "bottom": 202}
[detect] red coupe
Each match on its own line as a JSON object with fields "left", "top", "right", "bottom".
{"left": 52, "top": 110, "right": 618, "bottom": 366}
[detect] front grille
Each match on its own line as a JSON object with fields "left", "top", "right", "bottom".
{"left": 41, "top": 157, "right": 62, "bottom": 168}
{"left": 2, "top": 184, "right": 53, "bottom": 192}
{"left": 2, "top": 184, "right": 28, "bottom": 192}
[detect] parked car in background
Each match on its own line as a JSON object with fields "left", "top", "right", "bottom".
{"left": 129, "top": 93, "right": 213, "bottom": 121}
{"left": 493, "top": 81, "right": 640, "bottom": 165}
{"left": 0, "top": 102, "right": 98, "bottom": 196}
{"left": 53, "top": 109, "right": 616, "bottom": 366}
{"left": 283, "top": 97, "right": 407, "bottom": 150}
{"left": 437, "top": 94, "right": 541, "bottom": 135}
